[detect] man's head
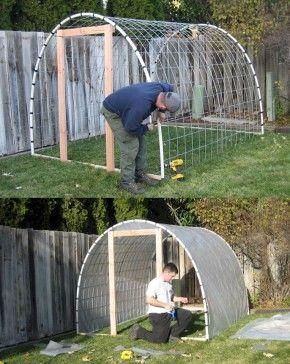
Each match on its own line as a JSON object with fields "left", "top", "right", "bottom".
{"left": 156, "top": 92, "right": 181, "bottom": 113}
{"left": 162, "top": 262, "right": 178, "bottom": 282}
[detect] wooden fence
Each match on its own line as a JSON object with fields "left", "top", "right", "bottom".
{"left": 0, "top": 30, "right": 289, "bottom": 157}
{"left": 0, "top": 31, "right": 142, "bottom": 156}
{"left": 0, "top": 225, "right": 97, "bottom": 348}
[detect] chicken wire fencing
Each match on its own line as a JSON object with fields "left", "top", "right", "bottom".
{"left": 76, "top": 234, "right": 156, "bottom": 334}
{"left": 76, "top": 220, "right": 249, "bottom": 340}
{"left": 29, "top": 13, "right": 264, "bottom": 178}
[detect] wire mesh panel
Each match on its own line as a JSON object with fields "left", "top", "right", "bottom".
{"left": 76, "top": 237, "right": 110, "bottom": 333}
{"left": 30, "top": 14, "right": 263, "bottom": 177}
{"left": 76, "top": 232, "right": 156, "bottom": 334}
{"left": 149, "top": 24, "right": 263, "bottom": 171}
{"left": 113, "top": 236, "right": 156, "bottom": 324}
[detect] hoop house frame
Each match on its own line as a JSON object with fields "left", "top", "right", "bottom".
{"left": 76, "top": 220, "right": 249, "bottom": 340}
{"left": 29, "top": 13, "right": 264, "bottom": 179}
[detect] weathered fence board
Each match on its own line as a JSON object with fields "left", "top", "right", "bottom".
{"left": 0, "top": 225, "right": 97, "bottom": 348}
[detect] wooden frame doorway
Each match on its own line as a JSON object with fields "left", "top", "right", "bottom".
{"left": 56, "top": 24, "right": 115, "bottom": 171}
{"left": 107, "top": 228, "right": 163, "bottom": 336}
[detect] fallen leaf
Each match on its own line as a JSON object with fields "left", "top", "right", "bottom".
{"left": 263, "top": 353, "right": 274, "bottom": 358}
{"left": 82, "top": 356, "right": 92, "bottom": 362}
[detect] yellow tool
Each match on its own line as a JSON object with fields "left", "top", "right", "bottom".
{"left": 169, "top": 159, "right": 184, "bottom": 180}
{"left": 172, "top": 173, "right": 184, "bottom": 180}
{"left": 169, "top": 159, "right": 183, "bottom": 171}
{"left": 121, "top": 350, "right": 134, "bottom": 360}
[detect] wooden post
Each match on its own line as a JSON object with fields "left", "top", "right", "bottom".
{"left": 156, "top": 228, "right": 163, "bottom": 277}
{"left": 179, "top": 245, "right": 185, "bottom": 294}
{"left": 56, "top": 25, "right": 114, "bottom": 168}
{"left": 57, "top": 31, "right": 67, "bottom": 161}
{"left": 104, "top": 25, "right": 115, "bottom": 172}
{"left": 108, "top": 231, "right": 117, "bottom": 336}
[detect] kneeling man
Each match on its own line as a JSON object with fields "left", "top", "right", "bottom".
{"left": 130, "top": 262, "right": 192, "bottom": 343}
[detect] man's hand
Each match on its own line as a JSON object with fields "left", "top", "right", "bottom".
{"left": 147, "top": 123, "right": 155, "bottom": 131}
{"left": 157, "top": 111, "right": 167, "bottom": 123}
{"left": 179, "top": 297, "right": 188, "bottom": 304}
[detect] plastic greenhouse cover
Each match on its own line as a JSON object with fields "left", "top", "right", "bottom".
{"left": 231, "top": 313, "right": 290, "bottom": 341}
{"left": 77, "top": 220, "right": 248, "bottom": 338}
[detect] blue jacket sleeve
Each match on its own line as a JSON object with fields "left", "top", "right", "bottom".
{"left": 122, "top": 108, "right": 149, "bottom": 136}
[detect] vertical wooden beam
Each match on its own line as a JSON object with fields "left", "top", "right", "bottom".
{"left": 108, "top": 231, "right": 117, "bottom": 336}
{"left": 179, "top": 245, "right": 185, "bottom": 295}
{"left": 57, "top": 31, "right": 68, "bottom": 161}
{"left": 104, "top": 25, "right": 115, "bottom": 171}
{"left": 155, "top": 228, "right": 163, "bottom": 277}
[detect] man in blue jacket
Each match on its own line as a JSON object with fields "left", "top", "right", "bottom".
{"left": 101, "top": 82, "right": 181, "bottom": 194}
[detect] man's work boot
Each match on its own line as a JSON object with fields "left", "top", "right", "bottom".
{"left": 135, "top": 172, "right": 159, "bottom": 186}
{"left": 129, "top": 324, "right": 141, "bottom": 340}
{"left": 168, "top": 335, "right": 184, "bottom": 343}
{"left": 120, "top": 181, "right": 145, "bottom": 194}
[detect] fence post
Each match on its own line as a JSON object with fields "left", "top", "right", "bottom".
{"left": 266, "top": 71, "right": 275, "bottom": 121}
{"left": 192, "top": 85, "right": 204, "bottom": 119}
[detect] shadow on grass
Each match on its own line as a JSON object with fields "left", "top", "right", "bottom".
{"left": 115, "top": 316, "right": 149, "bottom": 335}
{"left": 182, "top": 313, "right": 205, "bottom": 338}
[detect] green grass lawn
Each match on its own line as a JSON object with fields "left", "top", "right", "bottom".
{"left": 1, "top": 313, "right": 289, "bottom": 363}
{"left": 0, "top": 131, "right": 289, "bottom": 197}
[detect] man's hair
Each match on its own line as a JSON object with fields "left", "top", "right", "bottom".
{"left": 163, "top": 262, "right": 178, "bottom": 274}
{"left": 164, "top": 92, "right": 181, "bottom": 113}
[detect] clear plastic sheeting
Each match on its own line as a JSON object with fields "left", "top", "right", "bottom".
{"left": 40, "top": 341, "right": 84, "bottom": 357}
{"left": 76, "top": 219, "right": 249, "bottom": 339}
{"left": 232, "top": 314, "right": 290, "bottom": 341}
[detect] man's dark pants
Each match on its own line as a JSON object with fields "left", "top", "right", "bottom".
{"left": 137, "top": 308, "right": 192, "bottom": 343}
{"left": 101, "top": 105, "right": 147, "bottom": 184}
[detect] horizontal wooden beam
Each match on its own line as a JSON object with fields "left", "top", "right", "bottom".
{"left": 33, "top": 153, "right": 120, "bottom": 172}
{"left": 181, "top": 336, "right": 207, "bottom": 341}
{"left": 57, "top": 25, "right": 113, "bottom": 37}
{"left": 112, "top": 229, "right": 159, "bottom": 238}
